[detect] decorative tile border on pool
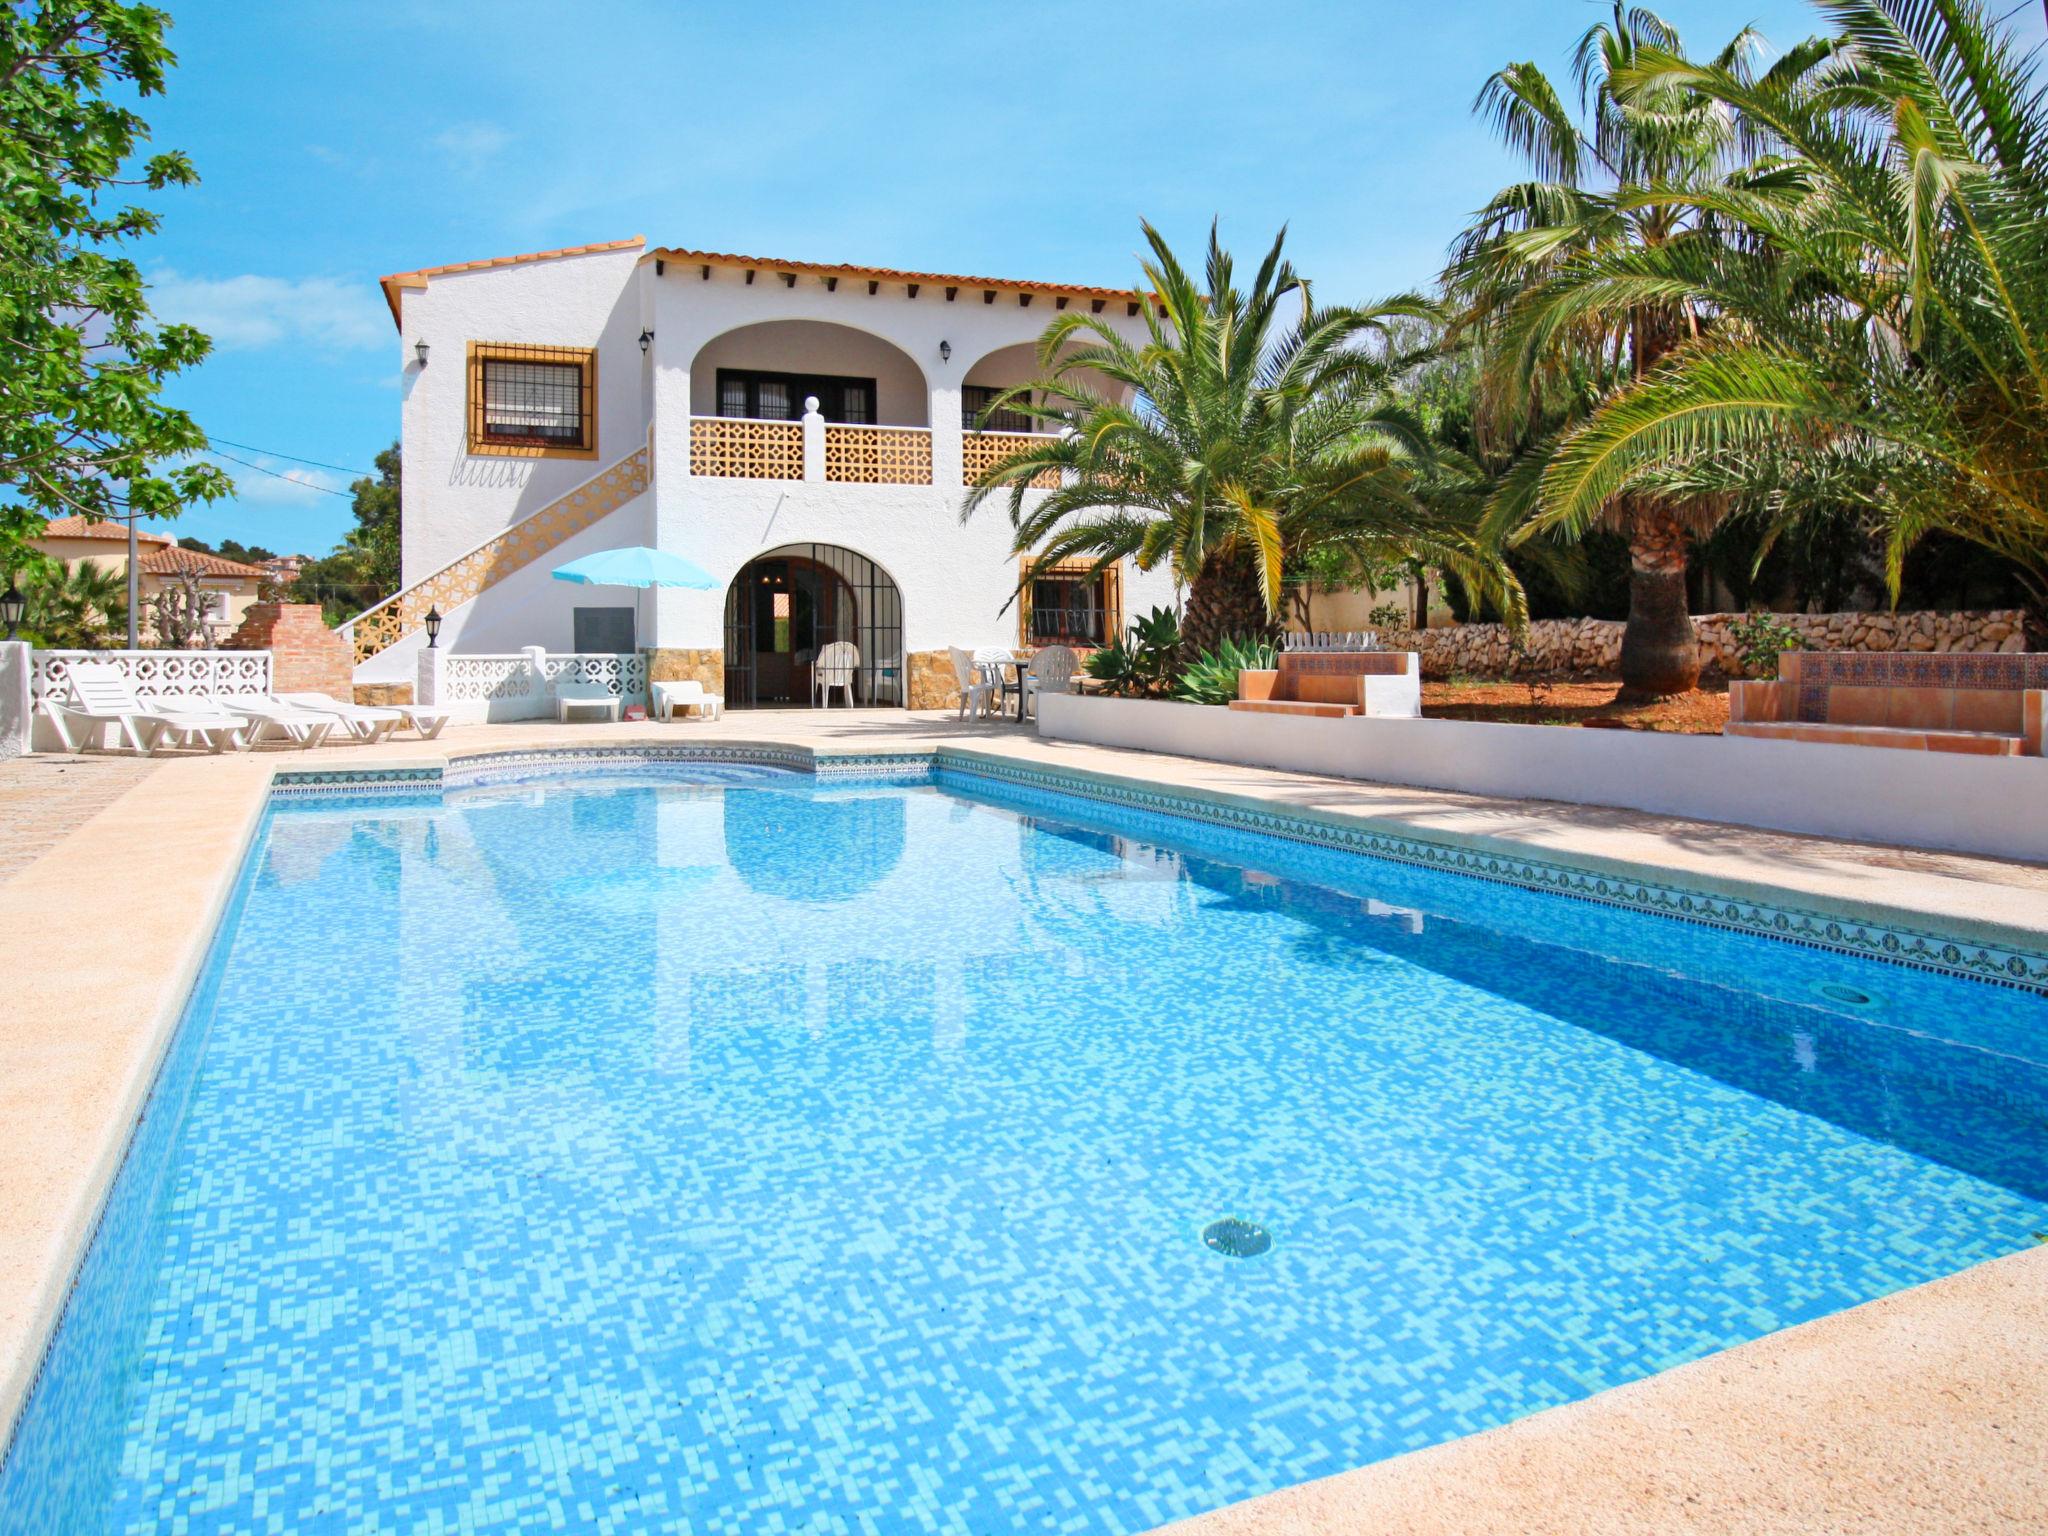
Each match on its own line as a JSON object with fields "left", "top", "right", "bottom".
{"left": 267, "top": 745, "right": 2048, "bottom": 993}
{"left": 268, "top": 766, "right": 442, "bottom": 796}
{"left": 437, "top": 746, "right": 935, "bottom": 791}
{"left": 270, "top": 747, "right": 938, "bottom": 800}
{"left": 936, "top": 753, "right": 2048, "bottom": 995}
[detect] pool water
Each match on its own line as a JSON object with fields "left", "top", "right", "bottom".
{"left": 4, "top": 765, "right": 2045, "bottom": 1534}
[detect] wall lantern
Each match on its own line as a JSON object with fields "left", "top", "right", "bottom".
{"left": 415, "top": 340, "right": 430, "bottom": 368}
{"left": 938, "top": 340, "right": 952, "bottom": 363}
{"left": 0, "top": 579, "right": 23, "bottom": 640}
{"left": 639, "top": 329, "right": 654, "bottom": 354}
{"left": 424, "top": 606, "right": 443, "bottom": 648}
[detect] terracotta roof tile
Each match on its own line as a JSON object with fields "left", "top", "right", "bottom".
{"left": 139, "top": 546, "right": 271, "bottom": 579}
{"left": 375, "top": 234, "right": 1151, "bottom": 330}
{"left": 643, "top": 245, "right": 1148, "bottom": 303}
{"left": 38, "top": 516, "right": 172, "bottom": 545}
{"left": 379, "top": 236, "right": 647, "bottom": 325}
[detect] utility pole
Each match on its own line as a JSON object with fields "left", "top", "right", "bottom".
{"left": 124, "top": 518, "right": 139, "bottom": 651}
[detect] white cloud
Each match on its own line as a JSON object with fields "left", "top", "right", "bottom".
{"left": 196, "top": 454, "right": 349, "bottom": 506}
{"left": 433, "top": 121, "right": 510, "bottom": 173}
{"left": 148, "top": 270, "right": 390, "bottom": 353}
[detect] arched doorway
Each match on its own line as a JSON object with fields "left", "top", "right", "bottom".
{"left": 722, "top": 544, "right": 905, "bottom": 708}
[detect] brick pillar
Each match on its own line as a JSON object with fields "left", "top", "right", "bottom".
{"left": 226, "top": 602, "right": 355, "bottom": 699}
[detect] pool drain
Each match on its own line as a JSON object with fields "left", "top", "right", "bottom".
{"left": 1202, "top": 1218, "right": 1272, "bottom": 1259}
{"left": 1814, "top": 981, "right": 1878, "bottom": 1008}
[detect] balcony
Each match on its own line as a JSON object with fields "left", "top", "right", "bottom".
{"left": 689, "top": 416, "right": 803, "bottom": 480}
{"left": 962, "top": 430, "right": 1060, "bottom": 489}
{"left": 825, "top": 423, "right": 931, "bottom": 485}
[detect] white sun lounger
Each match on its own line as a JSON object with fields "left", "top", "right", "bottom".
{"left": 38, "top": 664, "right": 248, "bottom": 755}
{"left": 38, "top": 667, "right": 250, "bottom": 757}
{"left": 556, "top": 681, "right": 622, "bottom": 722}
{"left": 203, "top": 694, "right": 339, "bottom": 749}
{"left": 274, "top": 691, "right": 404, "bottom": 743}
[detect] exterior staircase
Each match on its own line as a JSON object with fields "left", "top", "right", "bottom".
{"left": 341, "top": 445, "right": 651, "bottom": 666}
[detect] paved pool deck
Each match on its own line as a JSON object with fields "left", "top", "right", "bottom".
{"left": 1, "top": 711, "right": 2043, "bottom": 1533}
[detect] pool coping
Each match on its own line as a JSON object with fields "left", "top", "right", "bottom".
{"left": 2, "top": 731, "right": 2045, "bottom": 1528}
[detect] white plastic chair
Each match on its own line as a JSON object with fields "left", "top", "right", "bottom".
{"left": 947, "top": 647, "right": 993, "bottom": 719}
{"left": 972, "top": 647, "right": 1020, "bottom": 720}
{"left": 814, "top": 641, "right": 859, "bottom": 708}
{"left": 1023, "top": 646, "right": 1079, "bottom": 717}
{"left": 653, "top": 680, "right": 724, "bottom": 721}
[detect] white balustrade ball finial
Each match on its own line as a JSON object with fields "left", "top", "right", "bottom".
{"left": 804, "top": 396, "right": 821, "bottom": 415}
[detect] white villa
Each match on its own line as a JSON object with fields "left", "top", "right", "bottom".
{"left": 349, "top": 235, "right": 1175, "bottom": 709}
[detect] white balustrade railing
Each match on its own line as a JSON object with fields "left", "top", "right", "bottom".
{"left": 421, "top": 648, "right": 647, "bottom": 722}
{"left": 29, "top": 648, "right": 272, "bottom": 704}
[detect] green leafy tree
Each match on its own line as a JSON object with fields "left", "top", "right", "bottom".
{"left": 1452, "top": 3, "right": 1769, "bottom": 696}
{"left": 965, "top": 223, "right": 1518, "bottom": 661}
{"left": 290, "top": 442, "right": 401, "bottom": 624}
{"left": 1505, "top": 0, "right": 2048, "bottom": 639}
{"left": 0, "top": 2, "right": 230, "bottom": 579}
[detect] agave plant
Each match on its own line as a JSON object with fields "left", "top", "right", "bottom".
{"left": 1174, "top": 635, "right": 1279, "bottom": 707}
{"left": 1501, "top": 0, "right": 2048, "bottom": 636}
{"left": 1081, "top": 606, "right": 1181, "bottom": 698}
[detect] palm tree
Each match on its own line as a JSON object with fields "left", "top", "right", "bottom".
{"left": 1451, "top": 3, "right": 1767, "bottom": 697}
{"left": 1505, "top": 0, "right": 2048, "bottom": 636}
{"left": 24, "top": 557, "right": 126, "bottom": 647}
{"left": 964, "top": 222, "right": 1517, "bottom": 661}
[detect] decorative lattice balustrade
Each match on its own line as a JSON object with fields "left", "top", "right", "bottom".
{"left": 541, "top": 651, "right": 647, "bottom": 700}
{"left": 430, "top": 650, "right": 648, "bottom": 721}
{"left": 441, "top": 655, "right": 535, "bottom": 703}
{"left": 962, "top": 431, "right": 1060, "bottom": 489}
{"left": 688, "top": 417, "right": 802, "bottom": 480}
{"left": 825, "top": 425, "right": 932, "bottom": 485}
{"left": 29, "top": 649, "right": 272, "bottom": 704}
{"left": 341, "top": 447, "right": 651, "bottom": 665}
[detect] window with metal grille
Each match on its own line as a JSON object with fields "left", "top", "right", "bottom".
{"left": 468, "top": 342, "right": 597, "bottom": 456}
{"left": 1030, "top": 573, "right": 1110, "bottom": 644}
{"left": 962, "top": 384, "right": 1035, "bottom": 433}
{"left": 716, "top": 369, "right": 875, "bottom": 424}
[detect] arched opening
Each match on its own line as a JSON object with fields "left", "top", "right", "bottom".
{"left": 721, "top": 543, "right": 905, "bottom": 709}
{"left": 690, "top": 321, "right": 930, "bottom": 426}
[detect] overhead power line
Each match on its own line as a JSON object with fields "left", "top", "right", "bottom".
{"left": 206, "top": 437, "right": 376, "bottom": 478}
{"left": 206, "top": 448, "right": 359, "bottom": 499}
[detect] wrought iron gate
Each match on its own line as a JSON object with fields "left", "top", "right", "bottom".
{"left": 722, "top": 543, "right": 906, "bottom": 708}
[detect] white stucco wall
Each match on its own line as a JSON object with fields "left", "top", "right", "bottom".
{"left": 396, "top": 244, "right": 649, "bottom": 580}
{"left": 384, "top": 246, "right": 1174, "bottom": 684}
{"left": 1037, "top": 694, "right": 2048, "bottom": 862}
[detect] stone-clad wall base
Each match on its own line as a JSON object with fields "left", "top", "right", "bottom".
{"left": 1382, "top": 609, "right": 2029, "bottom": 681}
{"left": 645, "top": 649, "right": 725, "bottom": 694}
{"left": 908, "top": 650, "right": 961, "bottom": 712}
{"left": 354, "top": 682, "right": 415, "bottom": 707}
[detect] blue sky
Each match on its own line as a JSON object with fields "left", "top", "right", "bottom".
{"left": 138, "top": 0, "right": 2046, "bottom": 556}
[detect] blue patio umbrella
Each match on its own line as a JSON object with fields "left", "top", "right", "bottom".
{"left": 551, "top": 546, "right": 718, "bottom": 589}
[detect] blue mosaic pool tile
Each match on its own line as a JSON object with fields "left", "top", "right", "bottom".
{"left": 2, "top": 766, "right": 2043, "bottom": 1535}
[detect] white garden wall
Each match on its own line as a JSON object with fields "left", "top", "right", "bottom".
{"left": 1037, "top": 694, "right": 2048, "bottom": 862}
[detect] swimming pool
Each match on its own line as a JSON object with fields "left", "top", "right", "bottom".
{"left": 4, "top": 762, "right": 2044, "bottom": 1534}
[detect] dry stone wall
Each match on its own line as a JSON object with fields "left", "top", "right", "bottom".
{"left": 1377, "top": 609, "right": 2028, "bottom": 681}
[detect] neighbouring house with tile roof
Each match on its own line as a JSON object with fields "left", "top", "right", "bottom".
{"left": 31, "top": 517, "right": 273, "bottom": 644}
{"left": 348, "top": 235, "right": 1177, "bottom": 708}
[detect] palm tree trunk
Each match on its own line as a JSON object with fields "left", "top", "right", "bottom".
{"left": 1618, "top": 499, "right": 1700, "bottom": 699}
{"left": 1180, "top": 547, "right": 1274, "bottom": 661}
